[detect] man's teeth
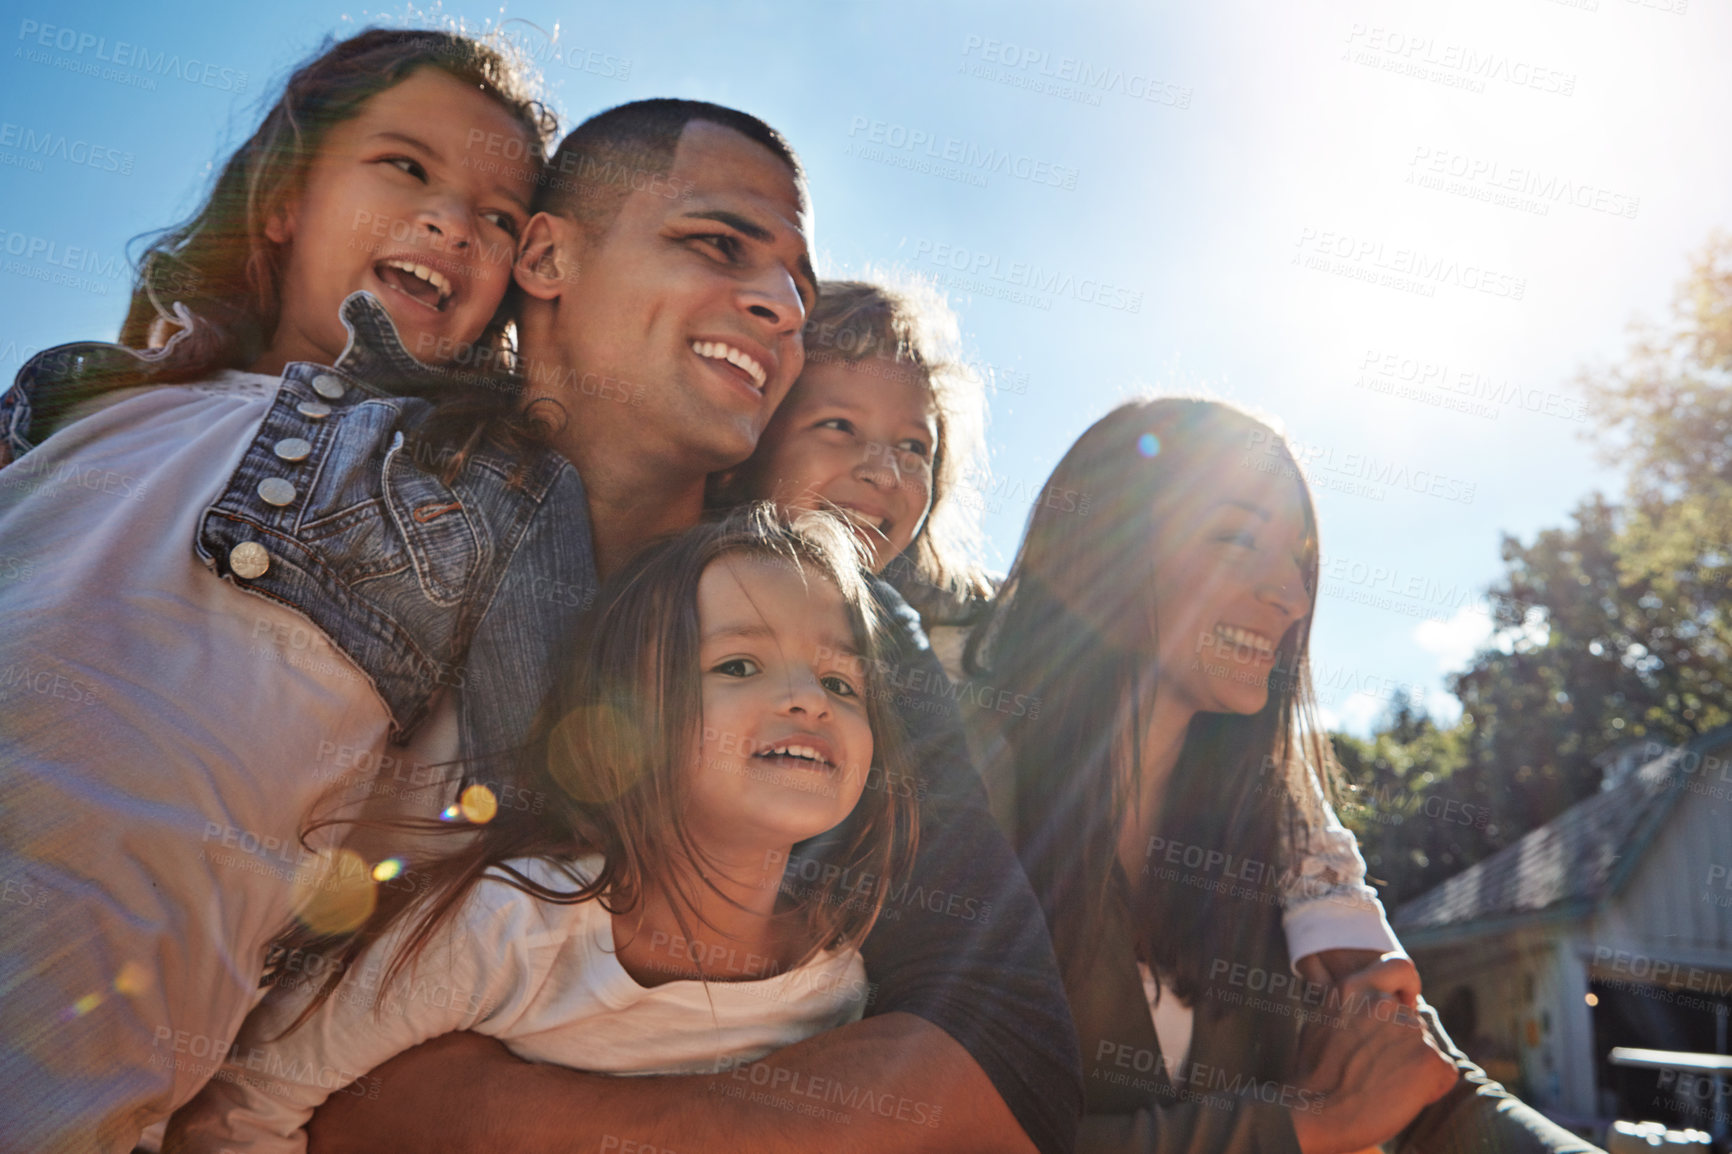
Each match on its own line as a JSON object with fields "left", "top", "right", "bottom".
{"left": 759, "top": 743, "right": 826, "bottom": 764}
{"left": 382, "top": 259, "right": 453, "bottom": 304}
{"left": 691, "top": 341, "right": 767, "bottom": 390}
{"left": 1216, "top": 624, "right": 1275, "bottom": 657}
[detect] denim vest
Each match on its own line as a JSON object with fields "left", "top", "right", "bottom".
{"left": 1, "top": 293, "right": 597, "bottom": 757}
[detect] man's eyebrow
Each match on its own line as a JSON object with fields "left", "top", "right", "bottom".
{"left": 681, "top": 209, "right": 819, "bottom": 305}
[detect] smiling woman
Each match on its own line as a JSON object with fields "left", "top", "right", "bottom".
{"left": 966, "top": 397, "right": 1599, "bottom": 1154}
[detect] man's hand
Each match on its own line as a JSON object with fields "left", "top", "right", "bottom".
{"left": 1287, "top": 961, "right": 1457, "bottom": 1154}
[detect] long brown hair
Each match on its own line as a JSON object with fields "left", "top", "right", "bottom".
{"left": 282, "top": 505, "right": 919, "bottom": 1020}
{"left": 119, "top": 27, "right": 556, "bottom": 374}
{"left": 967, "top": 398, "right": 1334, "bottom": 1014}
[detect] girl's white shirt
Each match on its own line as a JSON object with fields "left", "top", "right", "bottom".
{"left": 171, "top": 855, "right": 869, "bottom": 1153}
{"left": 0, "top": 371, "right": 422, "bottom": 1146}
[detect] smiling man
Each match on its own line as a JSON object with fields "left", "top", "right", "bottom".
{"left": 511, "top": 114, "right": 816, "bottom": 578}
{"left": 0, "top": 97, "right": 1080, "bottom": 1154}
{"left": 293, "top": 99, "right": 1082, "bottom": 1154}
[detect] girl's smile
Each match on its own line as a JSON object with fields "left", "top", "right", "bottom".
{"left": 258, "top": 66, "right": 534, "bottom": 373}
{"left": 684, "top": 553, "right": 874, "bottom": 855}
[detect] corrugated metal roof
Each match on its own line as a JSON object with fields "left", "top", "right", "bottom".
{"left": 1392, "top": 727, "right": 1732, "bottom": 938}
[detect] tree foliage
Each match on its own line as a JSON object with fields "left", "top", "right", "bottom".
{"left": 1334, "top": 235, "right": 1732, "bottom": 906}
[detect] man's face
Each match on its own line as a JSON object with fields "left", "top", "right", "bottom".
{"left": 554, "top": 121, "right": 816, "bottom": 471}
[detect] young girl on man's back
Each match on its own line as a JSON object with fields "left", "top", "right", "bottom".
{"left": 168, "top": 508, "right": 918, "bottom": 1151}
{"left": 0, "top": 28, "right": 552, "bottom": 1152}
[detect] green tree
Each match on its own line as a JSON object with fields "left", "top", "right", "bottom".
{"left": 1335, "top": 234, "right": 1732, "bottom": 901}
{"left": 1332, "top": 692, "right": 1485, "bottom": 907}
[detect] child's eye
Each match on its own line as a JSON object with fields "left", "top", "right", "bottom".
{"left": 896, "top": 439, "right": 931, "bottom": 460}
{"left": 713, "top": 657, "right": 760, "bottom": 678}
{"left": 1219, "top": 531, "right": 1258, "bottom": 549}
{"left": 482, "top": 210, "right": 521, "bottom": 237}
{"left": 382, "top": 156, "right": 427, "bottom": 181}
{"left": 821, "top": 674, "right": 859, "bottom": 698}
{"left": 816, "top": 418, "right": 855, "bottom": 435}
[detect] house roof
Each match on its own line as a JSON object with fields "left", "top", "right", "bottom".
{"left": 1392, "top": 727, "right": 1732, "bottom": 944}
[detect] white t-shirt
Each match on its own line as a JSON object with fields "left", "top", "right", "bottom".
{"left": 0, "top": 373, "right": 416, "bottom": 1151}
{"left": 170, "top": 855, "right": 870, "bottom": 1153}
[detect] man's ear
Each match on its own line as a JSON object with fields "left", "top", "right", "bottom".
{"left": 515, "top": 212, "right": 582, "bottom": 301}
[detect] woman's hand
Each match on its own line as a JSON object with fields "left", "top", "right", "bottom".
{"left": 1295, "top": 948, "right": 1421, "bottom": 1007}
{"left": 1287, "top": 961, "right": 1457, "bottom": 1154}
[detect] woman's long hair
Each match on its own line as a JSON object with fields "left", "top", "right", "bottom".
{"left": 119, "top": 27, "right": 556, "bottom": 374}
{"left": 277, "top": 505, "right": 919, "bottom": 1023}
{"left": 966, "top": 398, "right": 1333, "bottom": 1015}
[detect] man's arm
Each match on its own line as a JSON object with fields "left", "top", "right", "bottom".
{"left": 311, "top": 575, "right": 1081, "bottom": 1154}
{"left": 307, "top": 1012, "right": 1033, "bottom": 1154}
{"left": 850, "top": 575, "right": 1083, "bottom": 1153}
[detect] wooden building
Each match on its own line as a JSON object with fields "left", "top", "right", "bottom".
{"left": 1394, "top": 727, "right": 1732, "bottom": 1140}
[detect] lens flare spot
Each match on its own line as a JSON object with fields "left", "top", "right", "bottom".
{"left": 113, "top": 961, "right": 150, "bottom": 997}
{"left": 459, "top": 784, "right": 498, "bottom": 825}
{"left": 68, "top": 992, "right": 104, "bottom": 1018}
{"left": 440, "top": 804, "right": 462, "bottom": 822}
{"left": 1137, "top": 433, "right": 1161, "bottom": 458}
{"left": 290, "top": 847, "right": 376, "bottom": 936}
{"left": 546, "top": 702, "right": 643, "bottom": 804}
{"left": 371, "top": 857, "right": 404, "bottom": 882}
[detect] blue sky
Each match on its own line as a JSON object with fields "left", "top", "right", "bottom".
{"left": 4, "top": 0, "right": 1728, "bottom": 734}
